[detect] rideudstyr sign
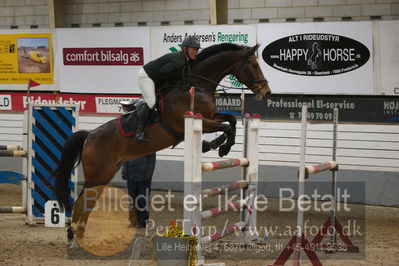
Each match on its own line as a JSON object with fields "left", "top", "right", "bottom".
{"left": 258, "top": 22, "right": 373, "bottom": 94}
{"left": 262, "top": 33, "right": 370, "bottom": 76}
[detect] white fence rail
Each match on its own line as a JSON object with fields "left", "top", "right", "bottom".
{"left": 1, "top": 114, "right": 399, "bottom": 172}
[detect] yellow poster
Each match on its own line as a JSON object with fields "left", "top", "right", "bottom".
{"left": 0, "top": 33, "right": 53, "bottom": 84}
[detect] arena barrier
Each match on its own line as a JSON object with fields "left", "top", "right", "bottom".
{"left": 0, "top": 144, "right": 28, "bottom": 214}
{"left": 0, "top": 104, "right": 78, "bottom": 224}
{"left": 183, "top": 112, "right": 260, "bottom": 265}
{"left": 270, "top": 106, "right": 359, "bottom": 266}
{"left": 0, "top": 145, "right": 27, "bottom": 158}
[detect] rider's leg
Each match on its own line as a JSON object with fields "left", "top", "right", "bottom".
{"left": 136, "top": 67, "right": 156, "bottom": 142}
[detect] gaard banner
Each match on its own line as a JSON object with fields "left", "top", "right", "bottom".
{"left": 258, "top": 22, "right": 373, "bottom": 95}
{"left": 0, "top": 33, "right": 53, "bottom": 86}
{"left": 56, "top": 28, "right": 150, "bottom": 94}
{"left": 150, "top": 25, "right": 257, "bottom": 93}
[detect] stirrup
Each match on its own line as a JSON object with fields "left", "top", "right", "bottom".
{"left": 135, "top": 131, "right": 149, "bottom": 143}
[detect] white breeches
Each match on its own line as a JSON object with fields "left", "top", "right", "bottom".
{"left": 137, "top": 67, "right": 156, "bottom": 108}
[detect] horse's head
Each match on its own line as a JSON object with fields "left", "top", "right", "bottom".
{"left": 235, "top": 44, "right": 271, "bottom": 99}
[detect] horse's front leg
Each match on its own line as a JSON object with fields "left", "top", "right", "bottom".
{"left": 202, "top": 117, "right": 235, "bottom": 157}
{"left": 202, "top": 113, "right": 236, "bottom": 154}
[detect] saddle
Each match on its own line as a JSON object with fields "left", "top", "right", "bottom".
{"left": 118, "top": 89, "right": 184, "bottom": 143}
{"left": 118, "top": 98, "right": 160, "bottom": 137}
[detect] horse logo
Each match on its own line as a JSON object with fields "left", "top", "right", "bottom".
{"left": 307, "top": 42, "right": 321, "bottom": 70}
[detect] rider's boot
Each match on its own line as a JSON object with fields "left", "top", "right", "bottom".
{"left": 135, "top": 103, "right": 152, "bottom": 143}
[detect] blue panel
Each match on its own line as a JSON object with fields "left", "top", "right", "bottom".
{"left": 32, "top": 205, "right": 43, "bottom": 217}
{"left": 32, "top": 172, "right": 55, "bottom": 200}
{"left": 32, "top": 141, "right": 57, "bottom": 171}
{"left": 42, "top": 107, "right": 73, "bottom": 136}
{"left": 31, "top": 157, "right": 54, "bottom": 186}
{"left": 32, "top": 109, "right": 65, "bottom": 146}
{"left": 56, "top": 107, "right": 76, "bottom": 129}
{"left": 0, "top": 171, "right": 24, "bottom": 184}
{"left": 30, "top": 106, "right": 78, "bottom": 219}
{"left": 68, "top": 180, "right": 75, "bottom": 191}
{"left": 32, "top": 125, "right": 61, "bottom": 159}
{"left": 31, "top": 189, "right": 46, "bottom": 208}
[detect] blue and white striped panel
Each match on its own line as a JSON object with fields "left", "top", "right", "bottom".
{"left": 30, "top": 105, "right": 77, "bottom": 219}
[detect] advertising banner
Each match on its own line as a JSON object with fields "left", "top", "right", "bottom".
{"left": 56, "top": 28, "right": 150, "bottom": 94}
{"left": 258, "top": 22, "right": 373, "bottom": 94}
{"left": 243, "top": 94, "right": 399, "bottom": 124}
{"left": 378, "top": 21, "right": 399, "bottom": 96}
{"left": 150, "top": 25, "right": 257, "bottom": 93}
{"left": 0, "top": 92, "right": 138, "bottom": 114}
{"left": 0, "top": 33, "right": 54, "bottom": 90}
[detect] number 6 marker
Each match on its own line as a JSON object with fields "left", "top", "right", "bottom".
{"left": 44, "top": 200, "right": 65, "bottom": 227}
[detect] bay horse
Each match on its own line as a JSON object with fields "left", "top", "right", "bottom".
{"left": 54, "top": 43, "right": 271, "bottom": 240}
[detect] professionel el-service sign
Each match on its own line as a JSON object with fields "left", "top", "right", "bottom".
{"left": 150, "top": 25, "right": 257, "bottom": 93}
{"left": 258, "top": 21, "right": 373, "bottom": 94}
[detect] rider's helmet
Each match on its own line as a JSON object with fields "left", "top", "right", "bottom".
{"left": 181, "top": 36, "right": 201, "bottom": 49}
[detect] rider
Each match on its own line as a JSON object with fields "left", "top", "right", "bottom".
{"left": 135, "top": 36, "right": 201, "bottom": 142}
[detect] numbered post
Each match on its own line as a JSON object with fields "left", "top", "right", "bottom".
{"left": 44, "top": 200, "right": 65, "bottom": 227}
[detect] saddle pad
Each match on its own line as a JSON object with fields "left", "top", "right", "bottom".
{"left": 118, "top": 94, "right": 165, "bottom": 137}
{"left": 118, "top": 111, "right": 138, "bottom": 136}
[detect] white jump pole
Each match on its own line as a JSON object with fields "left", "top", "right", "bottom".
{"left": 293, "top": 104, "right": 308, "bottom": 265}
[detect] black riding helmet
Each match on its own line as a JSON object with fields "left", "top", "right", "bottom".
{"left": 182, "top": 36, "right": 201, "bottom": 49}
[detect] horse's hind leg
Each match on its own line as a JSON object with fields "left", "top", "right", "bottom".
{"left": 72, "top": 154, "right": 122, "bottom": 240}
{"left": 71, "top": 186, "right": 106, "bottom": 240}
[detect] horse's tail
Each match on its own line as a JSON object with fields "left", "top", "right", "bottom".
{"left": 54, "top": 130, "right": 89, "bottom": 212}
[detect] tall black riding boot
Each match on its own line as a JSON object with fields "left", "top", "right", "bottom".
{"left": 135, "top": 103, "right": 152, "bottom": 143}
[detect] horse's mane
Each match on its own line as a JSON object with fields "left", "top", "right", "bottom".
{"left": 195, "top": 43, "right": 246, "bottom": 64}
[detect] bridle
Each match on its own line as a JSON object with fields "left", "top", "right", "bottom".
{"left": 189, "top": 55, "right": 268, "bottom": 92}
{"left": 241, "top": 55, "right": 268, "bottom": 88}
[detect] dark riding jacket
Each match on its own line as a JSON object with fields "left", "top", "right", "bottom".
{"left": 143, "top": 51, "right": 192, "bottom": 89}
{"left": 122, "top": 153, "right": 156, "bottom": 181}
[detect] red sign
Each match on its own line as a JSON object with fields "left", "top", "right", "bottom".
{"left": 0, "top": 92, "right": 139, "bottom": 115}
{"left": 63, "top": 47, "right": 144, "bottom": 65}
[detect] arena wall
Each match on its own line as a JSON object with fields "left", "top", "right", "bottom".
{"left": 1, "top": 0, "right": 398, "bottom": 29}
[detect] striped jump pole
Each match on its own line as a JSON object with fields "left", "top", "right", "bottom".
{"left": 0, "top": 145, "right": 22, "bottom": 151}
{"left": 0, "top": 206, "right": 26, "bottom": 213}
{"left": 202, "top": 158, "right": 249, "bottom": 172}
{"left": 271, "top": 105, "right": 323, "bottom": 266}
{"left": 304, "top": 161, "right": 338, "bottom": 179}
{"left": 0, "top": 170, "right": 26, "bottom": 213}
{"left": 183, "top": 112, "right": 260, "bottom": 265}
{"left": 0, "top": 145, "right": 28, "bottom": 214}
{"left": 271, "top": 107, "right": 358, "bottom": 266}
{"left": 310, "top": 108, "right": 359, "bottom": 253}
{"left": 199, "top": 221, "right": 246, "bottom": 245}
{"left": 0, "top": 150, "right": 28, "bottom": 158}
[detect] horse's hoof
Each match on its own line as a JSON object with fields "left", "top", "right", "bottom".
{"left": 202, "top": 141, "right": 211, "bottom": 153}
{"left": 69, "top": 239, "right": 79, "bottom": 249}
{"left": 219, "top": 145, "right": 231, "bottom": 157}
{"left": 67, "top": 227, "right": 74, "bottom": 241}
{"left": 210, "top": 135, "right": 227, "bottom": 149}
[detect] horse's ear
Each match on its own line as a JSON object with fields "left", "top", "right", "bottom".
{"left": 249, "top": 44, "right": 260, "bottom": 55}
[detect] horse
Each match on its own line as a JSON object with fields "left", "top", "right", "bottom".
{"left": 54, "top": 43, "right": 271, "bottom": 240}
